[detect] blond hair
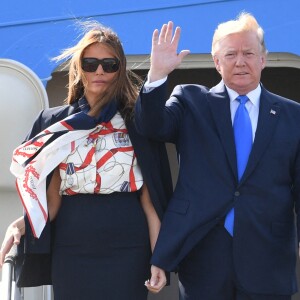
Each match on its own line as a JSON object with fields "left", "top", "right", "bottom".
{"left": 54, "top": 20, "right": 142, "bottom": 120}
{"left": 211, "top": 12, "right": 267, "bottom": 56}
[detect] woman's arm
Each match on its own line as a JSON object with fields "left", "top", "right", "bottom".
{"left": 0, "top": 216, "right": 25, "bottom": 267}
{"left": 0, "top": 168, "right": 61, "bottom": 267}
{"left": 140, "top": 184, "right": 166, "bottom": 293}
{"left": 47, "top": 167, "right": 62, "bottom": 221}
{"left": 140, "top": 184, "right": 161, "bottom": 252}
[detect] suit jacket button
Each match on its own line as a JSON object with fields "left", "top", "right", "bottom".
{"left": 234, "top": 191, "right": 240, "bottom": 197}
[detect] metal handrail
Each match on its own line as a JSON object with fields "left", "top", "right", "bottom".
{"left": 1, "top": 244, "right": 53, "bottom": 300}
{"left": 1, "top": 245, "right": 23, "bottom": 300}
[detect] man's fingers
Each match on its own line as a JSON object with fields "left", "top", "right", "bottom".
{"left": 158, "top": 23, "right": 168, "bottom": 44}
{"left": 145, "top": 266, "right": 167, "bottom": 293}
{"left": 171, "top": 26, "right": 181, "bottom": 47}
{"left": 178, "top": 50, "right": 191, "bottom": 60}
{"left": 145, "top": 281, "right": 166, "bottom": 293}
{"left": 165, "top": 21, "right": 174, "bottom": 43}
{"left": 152, "top": 29, "right": 159, "bottom": 45}
{"left": 145, "top": 279, "right": 164, "bottom": 294}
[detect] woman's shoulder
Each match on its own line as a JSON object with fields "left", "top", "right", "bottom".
{"left": 42, "top": 104, "right": 75, "bottom": 119}
{"left": 26, "top": 104, "right": 78, "bottom": 140}
{"left": 38, "top": 103, "right": 79, "bottom": 124}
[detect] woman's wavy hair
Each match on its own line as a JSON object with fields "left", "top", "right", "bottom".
{"left": 54, "top": 20, "right": 143, "bottom": 120}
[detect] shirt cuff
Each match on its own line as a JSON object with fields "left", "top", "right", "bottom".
{"left": 143, "top": 76, "right": 168, "bottom": 93}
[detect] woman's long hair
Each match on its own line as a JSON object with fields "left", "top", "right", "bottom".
{"left": 54, "top": 20, "right": 143, "bottom": 120}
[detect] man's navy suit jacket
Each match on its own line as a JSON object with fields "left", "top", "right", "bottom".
{"left": 135, "top": 80, "right": 300, "bottom": 295}
{"left": 16, "top": 101, "right": 173, "bottom": 287}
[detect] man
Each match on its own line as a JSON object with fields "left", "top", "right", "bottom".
{"left": 137, "top": 13, "right": 300, "bottom": 299}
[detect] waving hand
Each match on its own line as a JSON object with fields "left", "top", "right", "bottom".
{"left": 149, "top": 21, "right": 190, "bottom": 82}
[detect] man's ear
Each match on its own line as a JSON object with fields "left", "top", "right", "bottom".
{"left": 213, "top": 56, "right": 221, "bottom": 72}
{"left": 261, "top": 54, "right": 267, "bottom": 70}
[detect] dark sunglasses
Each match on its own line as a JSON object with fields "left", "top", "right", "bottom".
{"left": 81, "top": 57, "right": 120, "bottom": 73}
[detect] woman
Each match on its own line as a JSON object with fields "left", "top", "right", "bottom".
{"left": 0, "top": 21, "right": 172, "bottom": 299}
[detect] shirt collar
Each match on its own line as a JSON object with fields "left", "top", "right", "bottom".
{"left": 226, "top": 84, "right": 261, "bottom": 107}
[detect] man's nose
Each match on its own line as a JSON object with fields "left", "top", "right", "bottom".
{"left": 235, "top": 53, "right": 246, "bottom": 66}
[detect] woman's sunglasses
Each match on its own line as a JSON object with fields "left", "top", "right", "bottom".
{"left": 81, "top": 57, "right": 120, "bottom": 73}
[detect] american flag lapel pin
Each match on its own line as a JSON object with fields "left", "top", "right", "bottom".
{"left": 270, "top": 109, "right": 276, "bottom": 115}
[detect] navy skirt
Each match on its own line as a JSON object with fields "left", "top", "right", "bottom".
{"left": 51, "top": 192, "right": 151, "bottom": 300}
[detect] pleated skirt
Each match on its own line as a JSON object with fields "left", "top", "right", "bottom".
{"left": 51, "top": 192, "right": 151, "bottom": 300}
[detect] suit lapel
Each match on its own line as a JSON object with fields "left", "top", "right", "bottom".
{"left": 208, "top": 83, "right": 281, "bottom": 185}
{"left": 240, "top": 88, "right": 281, "bottom": 184}
{"left": 208, "top": 83, "right": 238, "bottom": 180}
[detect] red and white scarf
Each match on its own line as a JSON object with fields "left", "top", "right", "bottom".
{"left": 59, "top": 112, "right": 142, "bottom": 195}
{"left": 11, "top": 111, "right": 110, "bottom": 238}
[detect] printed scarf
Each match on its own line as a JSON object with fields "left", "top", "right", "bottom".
{"left": 10, "top": 100, "right": 117, "bottom": 238}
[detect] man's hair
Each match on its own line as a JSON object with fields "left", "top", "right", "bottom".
{"left": 211, "top": 12, "right": 267, "bottom": 56}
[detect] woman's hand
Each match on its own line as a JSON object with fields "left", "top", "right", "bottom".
{"left": 145, "top": 265, "right": 167, "bottom": 293}
{"left": 149, "top": 21, "right": 190, "bottom": 82}
{"left": 0, "top": 216, "right": 25, "bottom": 267}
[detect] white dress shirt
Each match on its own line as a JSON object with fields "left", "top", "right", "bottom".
{"left": 226, "top": 85, "right": 261, "bottom": 141}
